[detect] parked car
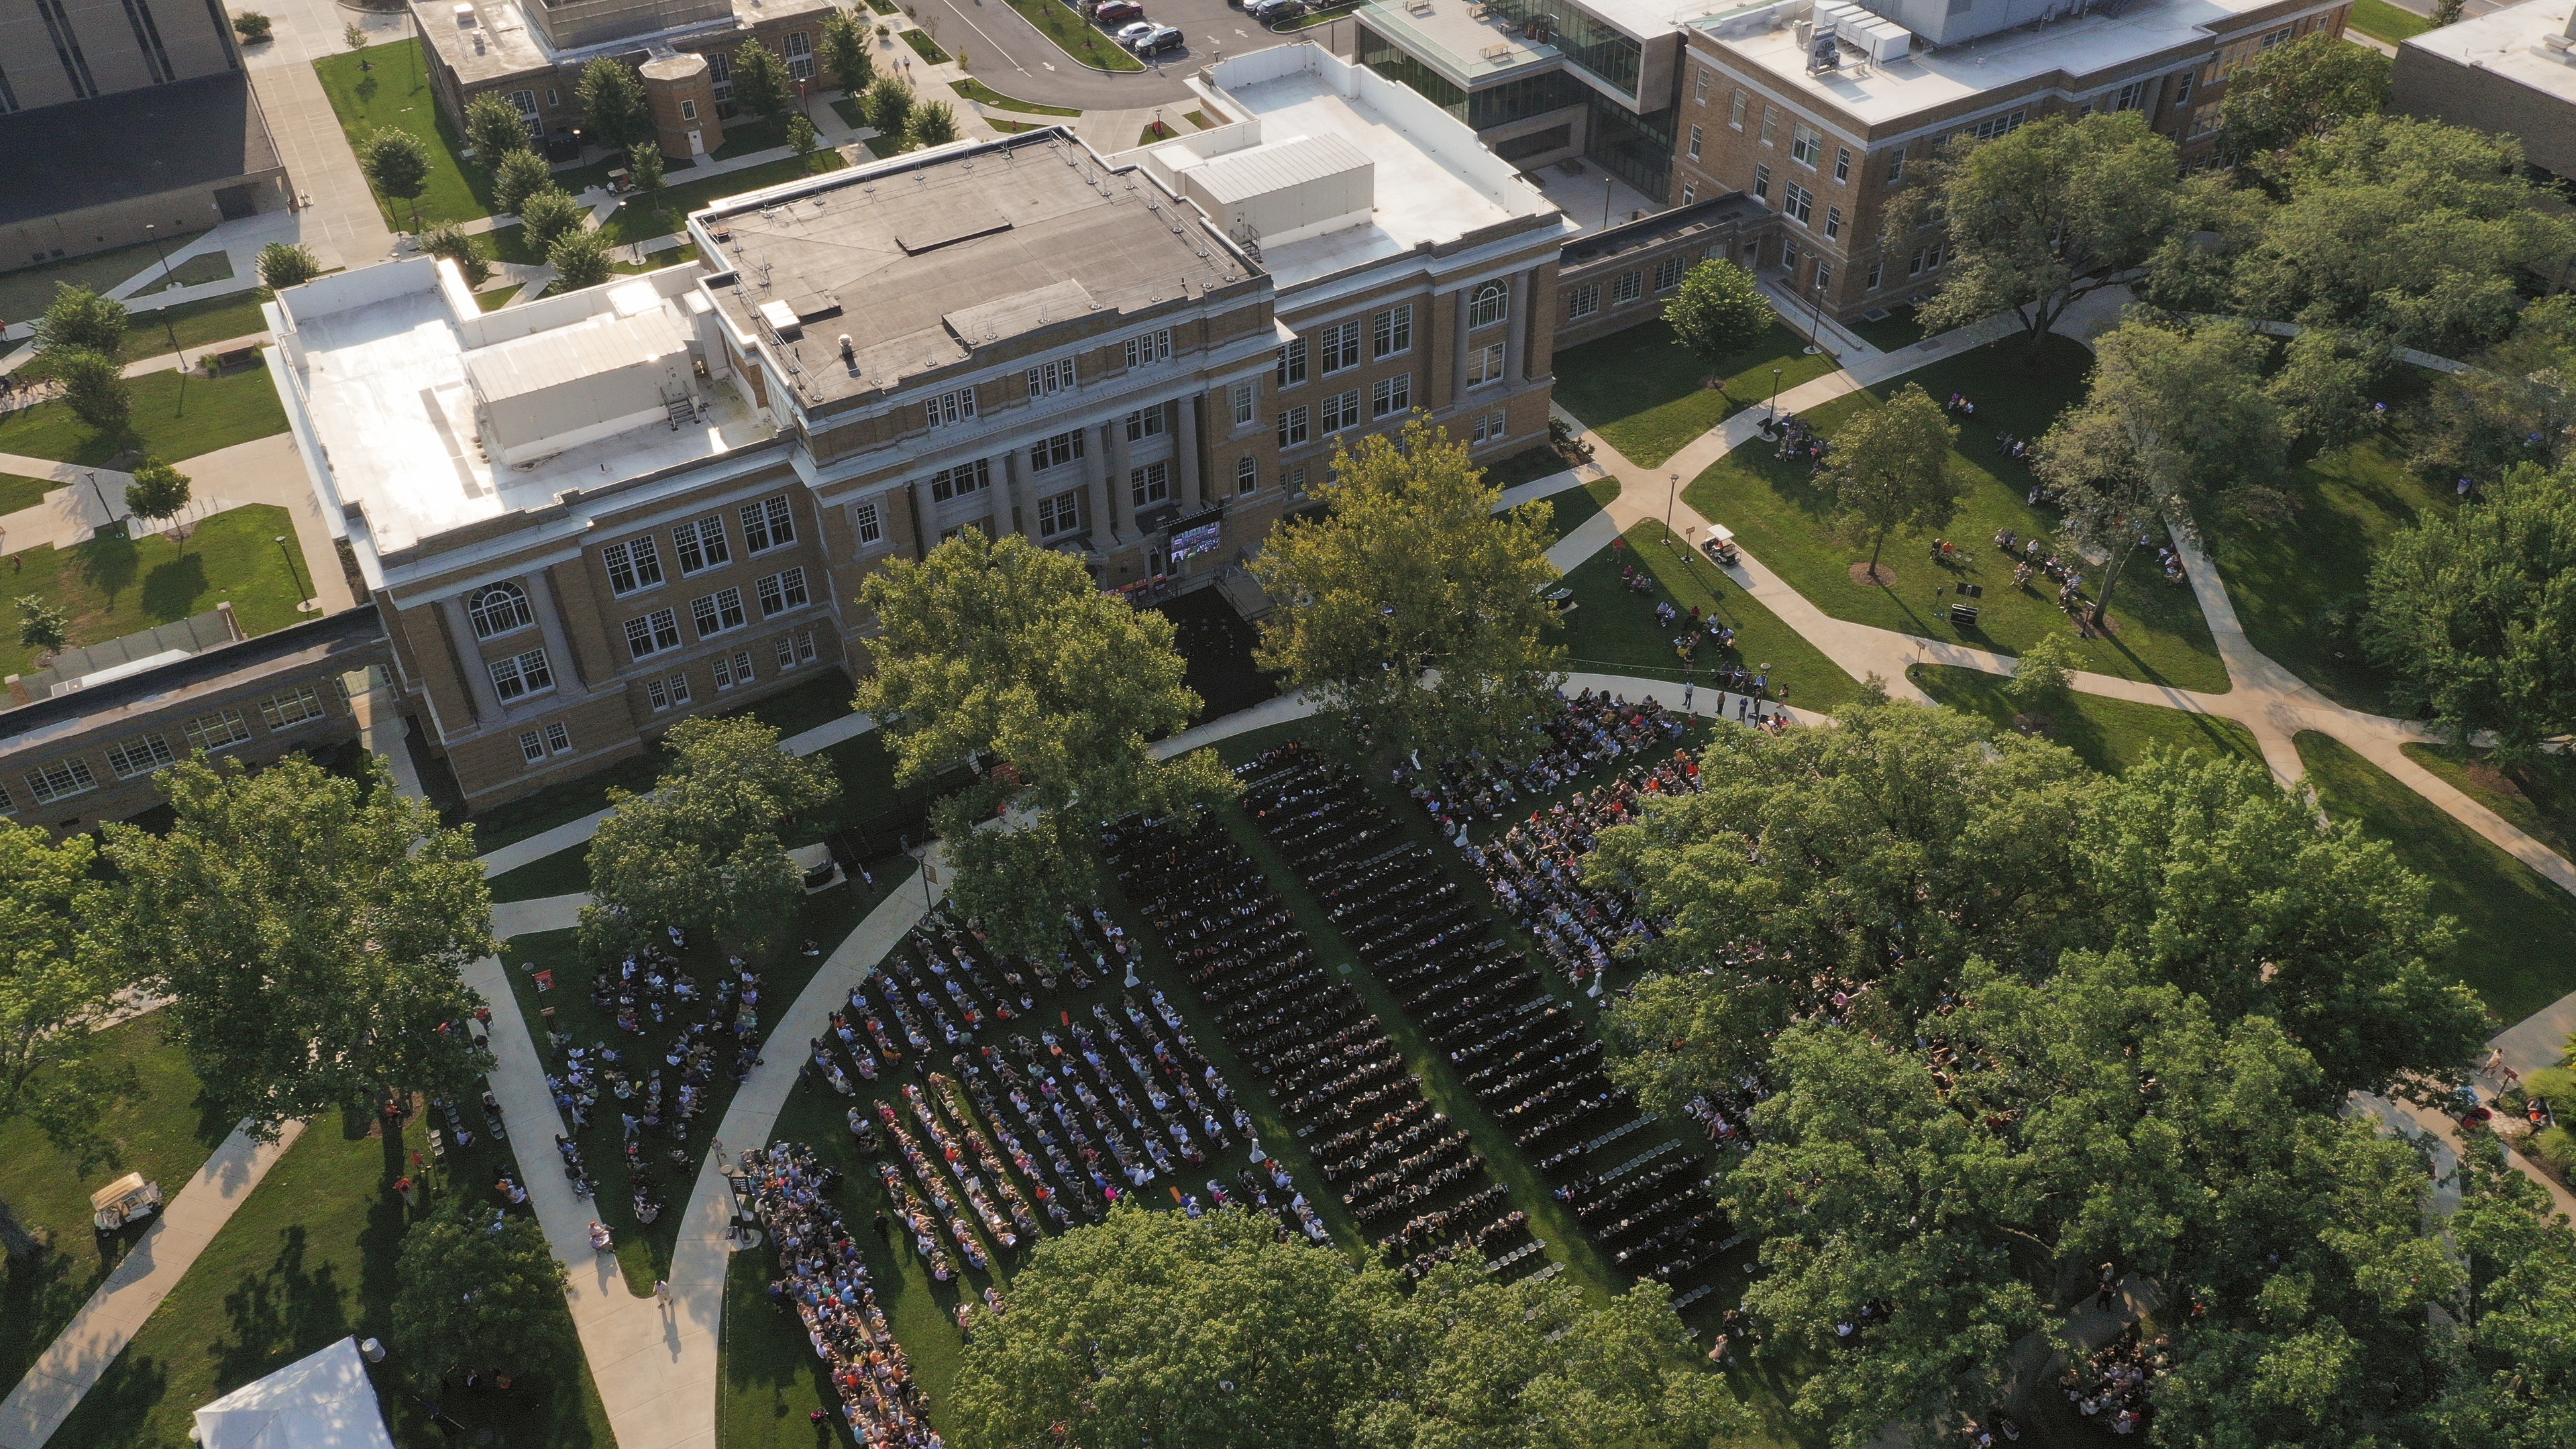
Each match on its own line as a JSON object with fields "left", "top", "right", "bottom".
{"left": 1115, "top": 19, "right": 1158, "bottom": 44}
{"left": 1130, "top": 22, "right": 1184, "bottom": 52}
{"left": 1253, "top": 0, "right": 1303, "bottom": 19}
{"left": 1094, "top": 1, "right": 1144, "bottom": 23}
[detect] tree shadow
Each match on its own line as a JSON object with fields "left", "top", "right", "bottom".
{"left": 356, "top": 73, "right": 380, "bottom": 106}
{"left": 72, "top": 525, "right": 138, "bottom": 608}
{"left": 139, "top": 553, "right": 208, "bottom": 623}
{"left": 211, "top": 1226, "right": 350, "bottom": 1389}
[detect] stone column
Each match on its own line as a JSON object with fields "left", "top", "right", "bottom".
{"left": 912, "top": 478, "right": 941, "bottom": 549}
{"left": 1105, "top": 417, "right": 1135, "bottom": 539}
{"left": 1505, "top": 270, "right": 1530, "bottom": 384}
{"left": 439, "top": 596, "right": 504, "bottom": 722}
{"left": 522, "top": 568, "right": 592, "bottom": 695}
{"left": 1079, "top": 429, "right": 1111, "bottom": 543}
{"left": 997, "top": 450, "right": 1025, "bottom": 537}
{"left": 1174, "top": 395, "right": 1203, "bottom": 511}
{"left": 1449, "top": 288, "right": 1471, "bottom": 407}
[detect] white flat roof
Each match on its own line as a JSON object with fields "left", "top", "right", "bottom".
{"left": 1711, "top": 0, "right": 2270, "bottom": 128}
{"left": 280, "top": 271, "right": 769, "bottom": 557}
{"left": 2406, "top": 0, "right": 2576, "bottom": 103}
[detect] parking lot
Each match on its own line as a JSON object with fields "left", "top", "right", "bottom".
{"left": 905, "top": 0, "right": 1354, "bottom": 109}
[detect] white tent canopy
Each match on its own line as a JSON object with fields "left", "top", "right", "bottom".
{"left": 191, "top": 1337, "right": 396, "bottom": 1449}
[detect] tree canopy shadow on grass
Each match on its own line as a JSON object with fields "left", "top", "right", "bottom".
{"left": 139, "top": 553, "right": 211, "bottom": 620}
{"left": 72, "top": 525, "right": 139, "bottom": 607}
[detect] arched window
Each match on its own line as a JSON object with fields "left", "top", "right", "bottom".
{"left": 1468, "top": 281, "right": 1509, "bottom": 330}
{"left": 468, "top": 582, "right": 533, "bottom": 639}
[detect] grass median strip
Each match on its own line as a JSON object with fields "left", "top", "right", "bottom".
{"left": 996, "top": 0, "right": 1146, "bottom": 70}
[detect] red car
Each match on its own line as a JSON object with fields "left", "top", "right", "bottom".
{"left": 1094, "top": 1, "right": 1144, "bottom": 23}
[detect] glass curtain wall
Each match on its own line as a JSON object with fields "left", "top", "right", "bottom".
{"left": 1480, "top": 0, "right": 1641, "bottom": 96}
{"left": 1360, "top": 26, "right": 1588, "bottom": 130}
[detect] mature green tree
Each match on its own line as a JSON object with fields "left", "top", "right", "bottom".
{"left": 2075, "top": 747, "right": 2485, "bottom": 1096}
{"left": 490, "top": 148, "right": 555, "bottom": 217}
{"left": 388, "top": 1200, "right": 570, "bottom": 1384}
{"left": 1898, "top": 112, "right": 2183, "bottom": 356}
{"left": 1587, "top": 697, "right": 2096, "bottom": 1104}
{"left": 625, "top": 140, "right": 665, "bottom": 217}
{"left": 576, "top": 57, "right": 653, "bottom": 152}
{"left": 2004, "top": 630, "right": 2079, "bottom": 712}
{"left": 464, "top": 92, "right": 534, "bottom": 168}
{"left": 2364, "top": 459, "right": 2576, "bottom": 764}
{"left": 256, "top": 241, "right": 322, "bottom": 292}
{"left": 34, "top": 284, "right": 128, "bottom": 359}
{"left": 123, "top": 459, "right": 191, "bottom": 538}
{"left": 2231, "top": 115, "right": 2575, "bottom": 356}
{"left": 903, "top": 101, "right": 955, "bottom": 150}
{"left": 729, "top": 39, "right": 792, "bottom": 138}
{"left": 418, "top": 221, "right": 490, "bottom": 288}
{"left": 1660, "top": 257, "right": 1772, "bottom": 390}
{"left": 2432, "top": 0, "right": 2465, "bottom": 24}
{"left": 1730, "top": 952, "right": 2451, "bottom": 1449}
{"left": 2406, "top": 295, "right": 2576, "bottom": 490}
{"left": 104, "top": 754, "right": 496, "bottom": 1137}
{"left": 2265, "top": 325, "right": 2387, "bottom": 449}
{"left": 0, "top": 824, "right": 125, "bottom": 1149}
{"left": 2033, "top": 317, "right": 2288, "bottom": 627}
{"left": 862, "top": 74, "right": 914, "bottom": 144}
{"left": 578, "top": 714, "right": 836, "bottom": 960}
{"left": 858, "top": 531, "right": 1230, "bottom": 959}
{"left": 51, "top": 350, "right": 129, "bottom": 433}
{"left": 1251, "top": 417, "right": 1565, "bottom": 769}
{"left": 2219, "top": 33, "right": 2391, "bottom": 156}
{"left": 13, "top": 596, "right": 68, "bottom": 657}
{"left": 820, "top": 7, "right": 873, "bottom": 98}
{"left": 2428, "top": 1133, "right": 2576, "bottom": 1446}
{"left": 1814, "top": 382, "right": 1960, "bottom": 578}
{"left": 360, "top": 127, "right": 433, "bottom": 227}
{"left": 788, "top": 112, "right": 821, "bottom": 160}
{"left": 546, "top": 227, "right": 614, "bottom": 292}
{"left": 516, "top": 186, "right": 586, "bottom": 252}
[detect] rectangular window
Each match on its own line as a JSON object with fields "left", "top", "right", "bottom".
{"left": 674, "top": 515, "right": 730, "bottom": 576}
{"left": 1025, "top": 356, "right": 1077, "bottom": 396}
{"left": 796, "top": 630, "right": 817, "bottom": 663}
{"left": 625, "top": 607, "right": 682, "bottom": 660}
{"left": 1888, "top": 152, "right": 1905, "bottom": 184}
{"left": 1470, "top": 341, "right": 1508, "bottom": 384}
{"left": 25, "top": 758, "right": 95, "bottom": 804}
{"left": 519, "top": 730, "right": 545, "bottom": 765}
{"left": 755, "top": 567, "right": 810, "bottom": 617}
{"left": 680, "top": 99, "right": 698, "bottom": 122}
{"left": 1037, "top": 490, "right": 1083, "bottom": 537}
{"left": 2115, "top": 79, "right": 2148, "bottom": 113}
{"left": 488, "top": 650, "right": 553, "bottom": 702}
{"left": 784, "top": 30, "right": 813, "bottom": 80}
{"left": 1029, "top": 430, "right": 1086, "bottom": 472}
{"left": 1276, "top": 337, "right": 1307, "bottom": 386}
{"left": 258, "top": 685, "right": 329, "bottom": 729}
{"left": 1784, "top": 241, "right": 1801, "bottom": 271}
{"left": 1128, "top": 462, "right": 1170, "bottom": 508}
{"left": 1729, "top": 89, "right": 1747, "bottom": 129}
{"left": 712, "top": 654, "right": 734, "bottom": 690}
{"left": 1835, "top": 146, "right": 1851, "bottom": 183}
{"left": 1784, "top": 182, "right": 1813, "bottom": 225}
{"left": 1122, "top": 329, "right": 1171, "bottom": 369}
{"left": 1277, "top": 406, "right": 1309, "bottom": 446}
{"left": 1760, "top": 108, "right": 1777, "bottom": 146}
{"left": 105, "top": 733, "right": 174, "bottom": 780}
{"left": 1231, "top": 382, "right": 1255, "bottom": 427}
{"left": 1371, "top": 305, "right": 1413, "bottom": 359}
{"left": 735, "top": 652, "right": 754, "bottom": 685}
{"left": 1962, "top": 109, "right": 2027, "bottom": 143}
{"left": 692, "top": 588, "right": 748, "bottom": 639}
{"left": 1682, "top": 185, "right": 1697, "bottom": 205}
{"left": 1825, "top": 205, "right": 1843, "bottom": 240}
{"left": 851, "top": 501, "right": 883, "bottom": 548}
{"left": 602, "top": 535, "right": 664, "bottom": 595}
{"left": 928, "top": 459, "right": 990, "bottom": 501}
{"left": 2189, "top": 101, "right": 2222, "bottom": 138}
{"left": 1816, "top": 262, "right": 1833, "bottom": 292}
{"left": 182, "top": 708, "right": 252, "bottom": 753}
{"left": 647, "top": 677, "right": 670, "bottom": 710}
{"left": 776, "top": 636, "right": 798, "bottom": 671}
{"left": 669, "top": 672, "right": 692, "bottom": 705}
{"left": 1654, "top": 255, "right": 1683, "bottom": 292}
{"left": 545, "top": 720, "right": 572, "bottom": 755}
{"left": 1754, "top": 163, "right": 1770, "bottom": 201}
{"left": 1567, "top": 284, "right": 1599, "bottom": 320}
{"left": 924, "top": 386, "right": 977, "bottom": 428}
{"left": 1790, "top": 123, "right": 1820, "bottom": 167}
{"left": 1236, "top": 456, "right": 1258, "bottom": 494}
{"left": 1687, "top": 123, "right": 1703, "bottom": 161}
{"left": 1321, "top": 389, "right": 1362, "bottom": 433}
{"left": 1867, "top": 261, "right": 1884, "bottom": 290}
{"left": 1318, "top": 320, "right": 1362, "bottom": 375}
{"left": 1909, "top": 248, "right": 1925, "bottom": 276}
{"left": 2174, "top": 71, "right": 2192, "bottom": 106}
{"left": 1124, "top": 407, "right": 1166, "bottom": 443}
{"left": 1694, "top": 66, "right": 1709, "bottom": 105}
{"left": 742, "top": 495, "right": 796, "bottom": 553}
{"left": 1612, "top": 270, "right": 1643, "bottom": 305}
{"left": 1371, "top": 373, "right": 1412, "bottom": 418}
{"left": 707, "top": 50, "right": 729, "bottom": 97}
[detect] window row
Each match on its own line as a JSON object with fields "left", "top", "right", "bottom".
{"left": 600, "top": 495, "right": 797, "bottom": 598}
{"left": 624, "top": 570, "right": 809, "bottom": 660}
{"left": 13, "top": 685, "right": 331, "bottom": 808}
{"left": 638, "top": 631, "right": 822, "bottom": 718}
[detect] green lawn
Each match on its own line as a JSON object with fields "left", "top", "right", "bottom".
{"left": 0, "top": 234, "right": 209, "bottom": 319}
{"left": 144, "top": 294, "right": 275, "bottom": 353}
{"left": 2298, "top": 732, "right": 2576, "bottom": 1024}
{"left": 0, "top": 503, "right": 313, "bottom": 678}
{"left": 312, "top": 41, "right": 494, "bottom": 229}
{"left": 900, "top": 28, "right": 951, "bottom": 63}
{"left": 2402, "top": 745, "right": 2576, "bottom": 867}
{"left": 2349, "top": 0, "right": 2432, "bottom": 43}
{"left": 45, "top": 1106, "right": 614, "bottom": 1449}
{"left": 949, "top": 78, "right": 1081, "bottom": 115}
{"left": 0, "top": 472, "right": 52, "bottom": 513}
{"left": 1481, "top": 443, "right": 1578, "bottom": 492}
{"left": 1683, "top": 333, "right": 2231, "bottom": 693}
{"left": 0, "top": 1015, "right": 225, "bottom": 1394}
{"left": 1555, "top": 519, "right": 1864, "bottom": 714}
{"left": 995, "top": 0, "right": 1145, "bottom": 70}
{"left": 1846, "top": 305, "right": 1928, "bottom": 354}
{"left": 2208, "top": 408, "right": 2447, "bottom": 714}
{"left": 596, "top": 154, "right": 847, "bottom": 248}
{"left": 0, "top": 365, "right": 287, "bottom": 467}
{"left": 131, "top": 252, "right": 233, "bottom": 295}
{"left": 486, "top": 843, "right": 594, "bottom": 902}
{"left": 1540, "top": 476, "right": 1617, "bottom": 543}
{"left": 1552, "top": 317, "right": 1840, "bottom": 468}
{"left": 1911, "top": 664, "right": 2263, "bottom": 776}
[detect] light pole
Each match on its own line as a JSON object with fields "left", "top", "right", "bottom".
{"left": 274, "top": 534, "right": 315, "bottom": 611}
{"left": 142, "top": 225, "right": 186, "bottom": 368}
{"left": 87, "top": 472, "right": 113, "bottom": 529}
{"left": 1804, "top": 274, "right": 1827, "bottom": 355}
{"left": 1768, "top": 366, "right": 1782, "bottom": 419}
{"left": 1601, "top": 174, "right": 1613, "bottom": 231}
{"left": 1664, "top": 471, "right": 1679, "bottom": 548}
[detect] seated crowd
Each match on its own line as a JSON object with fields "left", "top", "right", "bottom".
{"left": 2061, "top": 1330, "right": 2167, "bottom": 1436}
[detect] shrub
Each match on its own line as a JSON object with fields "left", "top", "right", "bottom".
{"left": 231, "top": 11, "right": 270, "bottom": 40}
{"left": 256, "top": 242, "right": 323, "bottom": 291}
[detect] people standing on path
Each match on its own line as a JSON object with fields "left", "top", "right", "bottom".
{"left": 654, "top": 1279, "right": 672, "bottom": 1312}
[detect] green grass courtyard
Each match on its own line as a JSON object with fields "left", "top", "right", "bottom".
{"left": 0, "top": 366, "right": 288, "bottom": 469}
{"left": 0, "top": 503, "right": 317, "bottom": 678}
{"left": 313, "top": 41, "right": 496, "bottom": 230}
{"left": 1909, "top": 664, "right": 2263, "bottom": 776}
{"left": 1552, "top": 317, "right": 1841, "bottom": 468}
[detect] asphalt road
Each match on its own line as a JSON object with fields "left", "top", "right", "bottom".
{"left": 907, "top": 0, "right": 1350, "bottom": 108}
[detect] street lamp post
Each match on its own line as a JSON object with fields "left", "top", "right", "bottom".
{"left": 1601, "top": 174, "right": 1613, "bottom": 231}
{"left": 1768, "top": 366, "right": 1783, "bottom": 419}
{"left": 1805, "top": 275, "right": 1828, "bottom": 355}
{"left": 87, "top": 472, "right": 113, "bottom": 528}
{"left": 1664, "top": 471, "right": 1679, "bottom": 547}
{"left": 142, "top": 225, "right": 186, "bottom": 368}
{"left": 274, "top": 534, "right": 315, "bottom": 611}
